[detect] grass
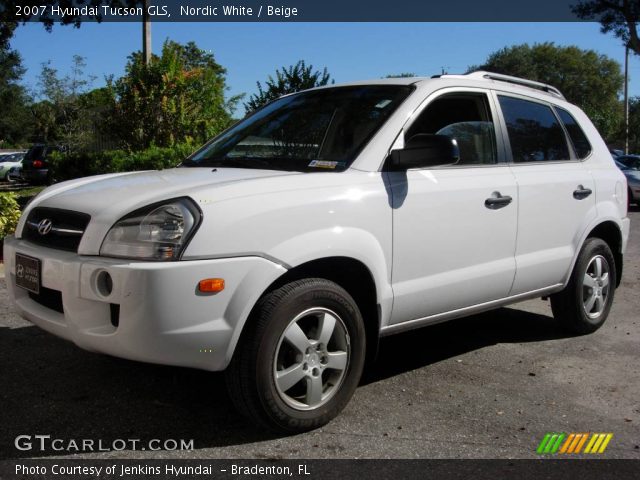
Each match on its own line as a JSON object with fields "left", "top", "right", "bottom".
{"left": 13, "top": 186, "right": 46, "bottom": 198}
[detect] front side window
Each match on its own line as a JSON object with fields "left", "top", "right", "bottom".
{"left": 498, "top": 95, "right": 569, "bottom": 163}
{"left": 184, "top": 85, "right": 414, "bottom": 172}
{"left": 406, "top": 93, "right": 497, "bottom": 165}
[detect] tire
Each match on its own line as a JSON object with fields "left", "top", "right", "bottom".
{"left": 225, "top": 278, "right": 366, "bottom": 433}
{"left": 550, "top": 238, "right": 616, "bottom": 334}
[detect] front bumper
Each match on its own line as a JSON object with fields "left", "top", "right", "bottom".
{"left": 3, "top": 236, "right": 286, "bottom": 371}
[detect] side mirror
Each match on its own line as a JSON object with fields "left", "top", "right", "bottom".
{"left": 389, "top": 134, "right": 460, "bottom": 170}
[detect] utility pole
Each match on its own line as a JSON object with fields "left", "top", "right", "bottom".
{"left": 142, "top": 0, "right": 152, "bottom": 65}
{"left": 624, "top": 45, "right": 629, "bottom": 154}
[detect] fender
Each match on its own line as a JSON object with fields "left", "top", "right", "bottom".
{"left": 221, "top": 227, "right": 394, "bottom": 367}
{"left": 563, "top": 211, "right": 625, "bottom": 288}
{"left": 268, "top": 227, "right": 393, "bottom": 319}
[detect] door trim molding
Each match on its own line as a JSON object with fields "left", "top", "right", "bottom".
{"left": 380, "top": 284, "right": 563, "bottom": 336}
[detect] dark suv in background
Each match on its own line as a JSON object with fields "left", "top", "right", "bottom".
{"left": 21, "top": 144, "right": 62, "bottom": 185}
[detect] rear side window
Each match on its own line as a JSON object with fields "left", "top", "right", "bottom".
{"left": 24, "top": 146, "right": 45, "bottom": 161}
{"left": 498, "top": 96, "right": 569, "bottom": 163}
{"left": 555, "top": 107, "right": 592, "bottom": 159}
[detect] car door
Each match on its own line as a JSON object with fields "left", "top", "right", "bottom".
{"left": 387, "top": 89, "right": 518, "bottom": 325}
{"left": 495, "top": 93, "right": 597, "bottom": 295}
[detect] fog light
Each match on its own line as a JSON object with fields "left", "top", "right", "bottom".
{"left": 96, "top": 270, "right": 113, "bottom": 297}
{"left": 198, "top": 278, "right": 225, "bottom": 293}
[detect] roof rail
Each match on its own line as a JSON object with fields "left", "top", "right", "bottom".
{"left": 464, "top": 71, "right": 565, "bottom": 99}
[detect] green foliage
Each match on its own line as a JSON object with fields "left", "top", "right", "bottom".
{"left": 0, "top": 43, "right": 30, "bottom": 147}
{"left": 106, "top": 40, "right": 240, "bottom": 150}
{"left": 0, "top": 192, "right": 21, "bottom": 240}
{"left": 245, "top": 60, "right": 333, "bottom": 113}
{"left": 0, "top": 0, "right": 142, "bottom": 49}
{"left": 385, "top": 73, "right": 417, "bottom": 78}
{"left": 471, "top": 42, "right": 624, "bottom": 140}
{"left": 623, "top": 96, "right": 640, "bottom": 153}
{"left": 572, "top": 1, "right": 640, "bottom": 55}
{"left": 33, "top": 55, "right": 97, "bottom": 150}
{"left": 48, "top": 143, "right": 196, "bottom": 182}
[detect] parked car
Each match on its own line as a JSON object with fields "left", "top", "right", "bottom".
{"left": 20, "top": 144, "right": 62, "bottom": 185}
{"left": 0, "top": 152, "right": 25, "bottom": 183}
{"left": 4, "top": 72, "right": 630, "bottom": 432}
{"left": 614, "top": 159, "right": 640, "bottom": 206}
{"left": 616, "top": 154, "right": 640, "bottom": 171}
{"left": 6, "top": 162, "right": 24, "bottom": 183}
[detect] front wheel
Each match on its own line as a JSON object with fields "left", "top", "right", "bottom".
{"left": 225, "top": 278, "right": 366, "bottom": 433}
{"left": 551, "top": 238, "right": 616, "bottom": 334}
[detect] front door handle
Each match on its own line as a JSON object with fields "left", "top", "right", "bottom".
{"left": 485, "top": 192, "right": 513, "bottom": 210}
{"left": 573, "top": 185, "right": 592, "bottom": 200}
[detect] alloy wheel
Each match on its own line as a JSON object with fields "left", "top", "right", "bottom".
{"left": 273, "top": 307, "right": 350, "bottom": 411}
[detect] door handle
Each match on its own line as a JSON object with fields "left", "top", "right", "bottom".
{"left": 573, "top": 185, "right": 592, "bottom": 200}
{"left": 485, "top": 192, "right": 513, "bottom": 210}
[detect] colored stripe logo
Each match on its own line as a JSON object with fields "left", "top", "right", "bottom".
{"left": 537, "top": 433, "right": 613, "bottom": 454}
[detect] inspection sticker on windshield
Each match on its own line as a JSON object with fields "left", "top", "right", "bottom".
{"left": 308, "top": 160, "right": 344, "bottom": 169}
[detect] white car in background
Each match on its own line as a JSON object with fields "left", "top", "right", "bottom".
{"left": 3, "top": 72, "right": 630, "bottom": 432}
{"left": 0, "top": 152, "right": 25, "bottom": 183}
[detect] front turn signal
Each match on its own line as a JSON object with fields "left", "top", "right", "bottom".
{"left": 198, "top": 278, "right": 225, "bottom": 293}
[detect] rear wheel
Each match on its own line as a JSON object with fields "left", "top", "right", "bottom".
{"left": 551, "top": 238, "right": 616, "bottom": 334}
{"left": 225, "top": 278, "right": 366, "bottom": 433}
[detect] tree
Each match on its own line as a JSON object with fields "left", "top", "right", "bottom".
{"left": 245, "top": 60, "right": 333, "bottom": 112}
{"left": 33, "top": 55, "right": 96, "bottom": 149}
{"left": 572, "top": 1, "right": 640, "bottom": 54}
{"left": 0, "top": 0, "right": 142, "bottom": 48}
{"left": 106, "top": 40, "right": 241, "bottom": 150}
{"left": 470, "top": 43, "right": 624, "bottom": 140}
{"left": 625, "top": 96, "right": 640, "bottom": 151}
{"left": 385, "top": 73, "right": 417, "bottom": 78}
{"left": 0, "top": 43, "right": 30, "bottom": 146}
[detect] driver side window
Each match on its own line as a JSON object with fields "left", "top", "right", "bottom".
{"left": 407, "top": 93, "right": 498, "bottom": 165}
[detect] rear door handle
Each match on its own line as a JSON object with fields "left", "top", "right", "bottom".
{"left": 573, "top": 185, "right": 592, "bottom": 200}
{"left": 485, "top": 192, "right": 513, "bottom": 210}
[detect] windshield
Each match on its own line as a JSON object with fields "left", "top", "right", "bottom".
{"left": 184, "top": 85, "right": 414, "bottom": 172}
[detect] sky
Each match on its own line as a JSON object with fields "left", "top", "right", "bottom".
{"left": 9, "top": 21, "right": 640, "bottom": 110}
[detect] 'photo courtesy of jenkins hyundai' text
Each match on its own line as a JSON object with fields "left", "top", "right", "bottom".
{"left": 0, "top": 1, "right": 638, "bottom": 479}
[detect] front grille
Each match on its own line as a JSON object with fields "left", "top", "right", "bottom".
{"left": 29, "top": 286, "right": 64, "bottom": 314}
{"left": 22, "top": 207, "right": 90, "bottom": 252}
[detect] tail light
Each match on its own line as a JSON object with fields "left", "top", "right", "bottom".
{"left": 32, "top": 160, "right": 44, "bottom": 168}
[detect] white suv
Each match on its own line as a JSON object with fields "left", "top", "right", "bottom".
{"left": 4, "top": 72, "right": 630, "bottom": 432}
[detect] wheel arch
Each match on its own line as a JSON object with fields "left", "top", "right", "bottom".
{"left": 231, "top": 256, "right": 382, "bottom": 368}
{"left": 585, "top": 221, "right": 624, "bottom": 287}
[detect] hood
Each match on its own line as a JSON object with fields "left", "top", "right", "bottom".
{"left": 30, "top": 167, "right": 299, "bottom": 214}
{"left": 18, "top": 167, "right": 300, "bottom": 254}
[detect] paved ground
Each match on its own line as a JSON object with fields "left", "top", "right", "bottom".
{"left": 1, "top": 210, "right": 638, "bottom": 460}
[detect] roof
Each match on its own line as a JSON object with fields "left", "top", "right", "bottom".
{"left": 323, "top": 71, "right": 566, "bottom": 101}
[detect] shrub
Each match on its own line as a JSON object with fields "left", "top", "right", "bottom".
{"left": 49, "top": 143, "right": 197, "bottom": 182}
{"left": 0, "top": 192, "right": 21, "bottom": 240}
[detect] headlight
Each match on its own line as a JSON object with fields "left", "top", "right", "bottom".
{"left": 100, "top": 198, "right": 201, "bottom": 261}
